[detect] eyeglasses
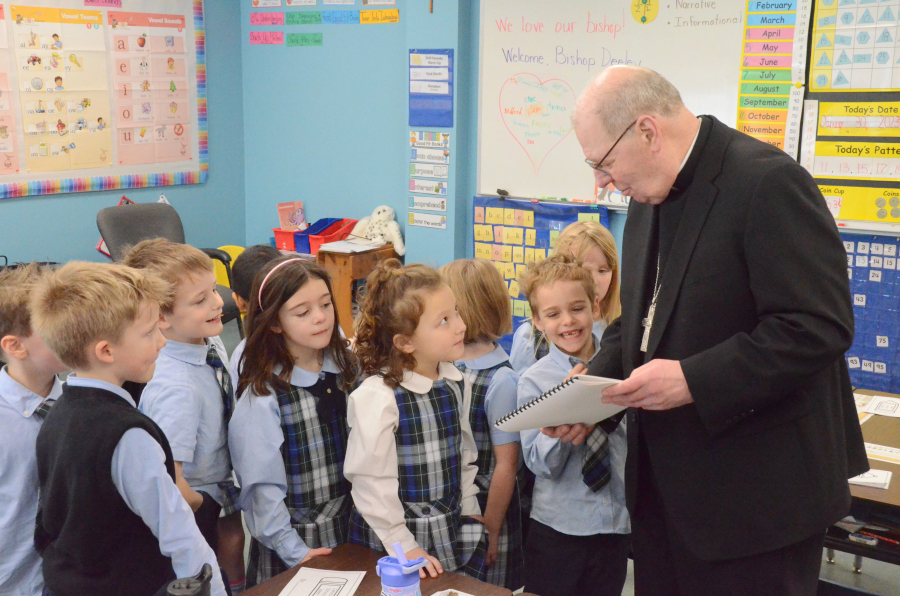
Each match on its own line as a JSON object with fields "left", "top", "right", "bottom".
{"left": 584, "top": 120, "right": 637, "bottom": 176}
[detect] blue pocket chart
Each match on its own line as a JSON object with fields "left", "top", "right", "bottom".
{"left": 409, "top": 49, "right": 453, "bottom": 128}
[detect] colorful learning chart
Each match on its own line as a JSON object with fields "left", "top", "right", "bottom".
{"left": 109, "top": 11, "right": 191, "bottom": 166}
{"left": 736, "top": 0, "right": 813, "bottom": 157}
{"left": 0, "top": 1, "right": 207, "bottom": 200}
{"left": 0, "top": 8, "right": 20, "bottom": 175}
{"left": 809, "top": 0, "right": 900, "bottom": 92}
{"left": 473, "top": 196, "right": 608, "bottom": 351}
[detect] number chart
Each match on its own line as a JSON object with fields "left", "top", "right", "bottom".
{"left": 0, "top": 0, "right": 207, "bottom": 200}
{"left": 842, "top": 232, "right": 900, "bottom": 393}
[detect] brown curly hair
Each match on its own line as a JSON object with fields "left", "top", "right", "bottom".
{"left": 237, "top": 257, "right": 357, "bottom": 399}
{"left": 354, "top": 258, "right": 444, "bottom": 388}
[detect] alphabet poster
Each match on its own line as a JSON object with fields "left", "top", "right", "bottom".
{"left": 0, "top": 0, "right": 206, "bottom": 199}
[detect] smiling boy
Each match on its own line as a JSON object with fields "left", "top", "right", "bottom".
{"left": 516, "top": 254, "right": 630, "bottom": 596}
{"left": 31, "top": 262, "right": 225, "bottom": 596}
{"left": 124, "top": 239, "right": 246, "bottom": 594}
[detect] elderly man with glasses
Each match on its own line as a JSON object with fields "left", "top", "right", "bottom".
{"left": 544, "top": 66, "right": 868, "bottom": 596}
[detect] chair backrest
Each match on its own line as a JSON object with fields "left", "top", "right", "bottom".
{"left": 97, "top": 202, "right": 186, "bottom": 261}
{"left": 213, "top": 245, "right": 245, "bottom": 288}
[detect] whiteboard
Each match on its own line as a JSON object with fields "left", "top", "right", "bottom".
{"left": 477, "top": 0, "right": 745, "bottom": 201}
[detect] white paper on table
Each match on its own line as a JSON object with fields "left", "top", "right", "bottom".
{"left": 865, "top": 395, "right": 900, "bottom": 417}
{"left": 431, "top": 591, "right": 478, "bottom": 596}
{"left": 317, "top": 238, "right": 386, "bottom": 254}
{"left": 849, "top": 470, "right": 892, "bottom": 490}
{"left": 277, "top": 568, "right": 365, "bottom": 596}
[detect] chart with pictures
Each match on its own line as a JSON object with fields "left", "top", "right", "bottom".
{"left": 809, "top": 0, "right": 900, "bottom": 92}
{"left": 0, "top": 0, "right": 206, "bottom": 199}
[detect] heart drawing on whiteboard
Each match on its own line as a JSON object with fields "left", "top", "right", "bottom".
{"left": 499, "top": 73, "right": 576, "bottom": 174}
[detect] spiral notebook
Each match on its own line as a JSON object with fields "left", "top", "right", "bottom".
{"left": 494, "top": 375, "right": 626, "bottom": 432}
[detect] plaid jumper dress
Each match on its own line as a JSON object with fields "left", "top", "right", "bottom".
{"left": 246, "top": 379, "right": 351, "bottom": 587}
{"left": 457, "top": 362, "right": 525, "bottom": 590}
{"left": 348, "top": 376, "right": 488, "bottom": 579}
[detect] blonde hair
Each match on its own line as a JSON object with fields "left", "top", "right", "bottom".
{"left": 553, "top": 221, "right": 621, "bottom": 323}
{"left": 354, "top": 259, "right": 444, "bottom": 388}
{"left": 30, "top": 262, "right": 171, "bottom": 370}
{"left": 439, "top": 259, "right": 512, "bottom": 344}
{"left": 520, "top": 254, "right": 597, "bottom": 316}
{"left": 122, "top": 238, "right": 212, "bottom": 312}
{"left": 0, "top": 263, "right": 47, "bottom": 362}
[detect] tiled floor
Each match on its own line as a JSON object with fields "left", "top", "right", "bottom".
{"left": 221, "top": 325, "right": 900, "bottom": 596}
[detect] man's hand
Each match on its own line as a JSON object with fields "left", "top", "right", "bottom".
{"left": 601, "top": 359, "right": 693, "bottom": 410}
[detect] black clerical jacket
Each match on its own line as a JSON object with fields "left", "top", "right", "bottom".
{"left": 589, "top": 116, "right": 869, "bottom": 561}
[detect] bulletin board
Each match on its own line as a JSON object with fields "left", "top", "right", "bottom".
{"left": 842, "top": 232, "right": 900, "bottom": 393}
{"left": 0, "top": 0, "right": 206, "bottom": 200}
{"left": 473, "top": 195, "right": 609, "bottom": 350}
{"left": 800, "top": 0, "right": 900, "bottom": 232}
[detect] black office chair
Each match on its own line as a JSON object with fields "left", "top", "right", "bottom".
{"left": 96, "top": 202, "right": 243, "bottom": 339}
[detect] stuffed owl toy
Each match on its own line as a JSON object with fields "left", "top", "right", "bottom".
{"left": 351, "top": 205, "right": 406, "bottom": 256}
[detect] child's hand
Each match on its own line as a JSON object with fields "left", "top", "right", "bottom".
{"left": 405, "top": 547, "right": 443, "bottom": 578}
{"left": 300, "top": 547, "right": 332, "bottom": 564}
{"left": 565, "top": 363, "right": 587, "bottom": 382}
{"left": 485, "top": 529, "right": 500, "bottom": 566}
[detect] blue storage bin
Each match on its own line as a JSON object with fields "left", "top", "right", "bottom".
{"left": 294, "top": 218, "right": 342, "bottom": 254}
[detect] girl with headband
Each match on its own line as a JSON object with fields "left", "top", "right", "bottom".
{"left": 229, "top": 257, "right": 358, "bottom": 587}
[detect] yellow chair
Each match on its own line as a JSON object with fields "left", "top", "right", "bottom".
{"left": 213, "top": 245, "right": 245, "bottom": 289}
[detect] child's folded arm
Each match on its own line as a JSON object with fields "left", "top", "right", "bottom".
{"left": 230, "top": 392, "right": 309, "bottom": 567}
{"left": 345, "top": 378, "right": 418, "bottom": 554}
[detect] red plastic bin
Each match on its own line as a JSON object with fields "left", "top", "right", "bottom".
{"left": 272, "top": 228, "right": 296, "bottom": 251}
{"left": 309, "top": 218, "right": 358, "bottom": 255}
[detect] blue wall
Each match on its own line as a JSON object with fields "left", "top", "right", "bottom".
{"left": 0, "top": 2, "right": 246, "bottom": 264}
{"left": 2, "top": 1, "right": 627, "bottom": 266}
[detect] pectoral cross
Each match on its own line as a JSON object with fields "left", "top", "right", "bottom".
{"left": 640, "top": 301, "right": 656, "bottom": 353}
{"left": 641, "top": 256, "right": 662, "bottom": 353}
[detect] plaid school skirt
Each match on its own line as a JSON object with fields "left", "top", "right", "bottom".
{"left": 348, "top": 493, "right": 489, "bottom": 580}
{"left": 246, "top": 494, "right": 351, "bottom": 587}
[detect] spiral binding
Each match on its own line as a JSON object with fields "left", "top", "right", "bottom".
{"left": 494, "top": 377, "right": 577, "bottom": 427}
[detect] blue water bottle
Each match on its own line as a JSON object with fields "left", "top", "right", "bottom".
{"left": 376, "top": 542, "right": 428, "bottom": 596}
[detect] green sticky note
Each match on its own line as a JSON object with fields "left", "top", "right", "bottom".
{"left": 286, "top": 32, "right": 323, "bottom": 47}
{"left": 578, "top": 212, "right": 600, "bottom": 223}
{"left": 549, "top": 230, "right": 560, "bottom": 248}
{"left": 513, "top": 299, "right": 526, "bottom": 318}
{"left": 286, "top": 11, "right": 323, "bottom": 25}
{"left": 524, "top": 301, "right": 532, "bottom": 318}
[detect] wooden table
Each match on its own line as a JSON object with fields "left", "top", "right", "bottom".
{"left": 242, "top": 544, "right": 513, "bottom": 596}
{"left": 317, "top": 245, "right": 398, "bottom": 338}
{"left": 824, "top": 389, "right": 900, "bottom": 569}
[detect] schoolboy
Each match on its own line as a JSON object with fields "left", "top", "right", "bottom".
{"left": 124, "top": 238, "right": 245, "bottom": 594}
{"left": 30, "top": 261, "right": 225, "bottom": 596}
{"left": 228, "top": 244, "right": 281, "bottom": 374}
{"left": 0, "top": 264, "right": 66, "bottom": 596}
{"left": 516, "top": 254, "right": 630, "bottom": 596}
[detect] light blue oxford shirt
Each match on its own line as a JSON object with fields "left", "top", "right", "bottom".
{"left": 229, "top": 355, "right": 341, "bottom": 567}
{"left": 517, "top": 333, "right": 630, "bottom": 536}
{"left": 140, "top": 337, "right": 233, "bottom": 506}
{"left": 0, "top": 367, "right": 62, "bottom": 596}
{"left": 456, "top": 344, "right": 520, "bottom": 447}
{"left": 510, "top": 319, "right": 608, "bottom": 374}
{"left": 65, "top": 376, "right": 226, "bottom": 596}
{"left": 229, "top": 338, "right": 246, "bottom": 378}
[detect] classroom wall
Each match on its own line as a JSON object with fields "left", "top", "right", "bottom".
{"left": 0, "top": 2, "right": 246, "bottom": 264}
